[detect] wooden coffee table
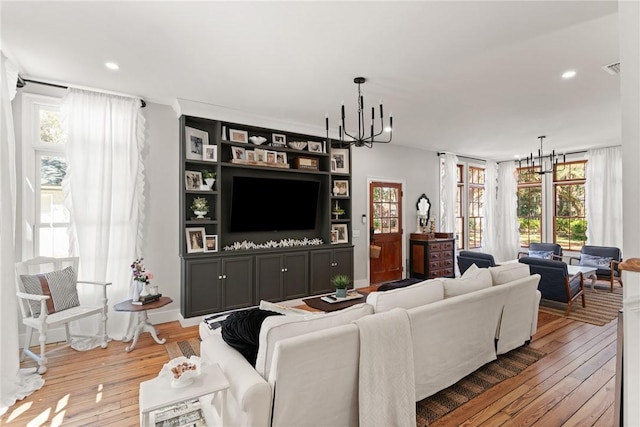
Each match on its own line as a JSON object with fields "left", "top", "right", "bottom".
{"left": 115, "top": 296, "right": 172, "bottom": 352}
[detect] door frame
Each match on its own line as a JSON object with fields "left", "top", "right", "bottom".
{"left": 366, "top": 176, "right": 407, "bottom": 285}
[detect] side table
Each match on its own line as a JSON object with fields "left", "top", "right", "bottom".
{"left": 114, "top": 296, "right": 172, "bottom": 352}
{"left": 139, "top": 362, "right": 230, "bottom": 426}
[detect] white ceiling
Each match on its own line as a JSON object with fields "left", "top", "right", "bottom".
{"left": 2, "top": 1, "right": 621, "bottom": 160}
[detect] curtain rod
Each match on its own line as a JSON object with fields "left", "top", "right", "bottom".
{"left": 17, "top": 77, "right": 146, "bottom": 108}
{"left": 496, "top": 144, "right": 622, "bottom": 164}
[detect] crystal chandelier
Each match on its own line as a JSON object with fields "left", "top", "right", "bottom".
{"left": 521, "top": 136, "right": 566, "bottom": 174}
{"left": 325, "top": 77, "right": 393, "bottom": 148}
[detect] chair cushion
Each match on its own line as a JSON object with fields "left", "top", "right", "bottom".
{"left": 579, "top": 253, "right": 613, "bottom": 270}
{"left": 442, "top": 265, "right": 492, "bottom": 298}
{"left": 528, "top": 250, "right": 553, "bottom": 259}
{"left": 221, "top": 308, "right": 283, "bottom": 366}
{"left": 21, "top": 266, "right": 80, "bottom": 317}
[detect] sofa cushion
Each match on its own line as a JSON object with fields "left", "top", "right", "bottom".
{"left": 255, "top": 303, "right": 374, "bottom": 378}
{"left": 528, "top": 250, "right": 553, "bottom": 259}
{"left": 442, "top": 267, "right": 492, "bottom": 298}
{"left": 489, "top": 262, "right": 531, "bottom": 285}
{"left": 221, "top": 308, "right": 283, "bottom": 366}
{"left": 579, "top": 253, "right": 613, "bottom": 269}
{"left": 20, "top": 266, "right": 80, "bottom": 316}
{"left": 366, "top": 279, "right": 444, "bottom": 313}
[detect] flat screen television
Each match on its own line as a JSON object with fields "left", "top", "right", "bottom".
{"left": 230, "top": 176, "right": 321, "bottom": 232}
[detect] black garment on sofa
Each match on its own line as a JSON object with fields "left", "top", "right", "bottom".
{"left": 377, "top": 277, "right": 422, "bottom": 292}
{"left": 221, "top": 308, "right": 282, "bottom": 366}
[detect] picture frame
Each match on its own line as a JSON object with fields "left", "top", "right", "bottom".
{"left": 265, "top": 150, "right": 277, "bottom": 163}
{"left": 308, "top": 141, "right": 323, "bottom": 153}
{"left": 275, "top": 152, "right": 287, "bottom": 165}
{"left": 204, "top": 234, "right": 218, "bottom": 252}
{"left": 232, "top": 146, "right": 246, "bottom": 160}
{"left": 332, "top": 224, "right": 348, "bottom": 244}
{"left": 185, "top": 170, "right": 203, "bottom": 190}
{"left": 330, "top": 230, "right": 339, "bottom": 244}
{"left": 272, "top": 133, "right": 287, "bottom": 147}
{"left": 331, "top": 158, "right": 337, "bottom": 172}
{"left": 185, "top": 126, "right": 208, "bottom": 160}
{"left": 255, "top": 148, "right": 267, "bottom": 162}
{"left": 229, "top": 129, "right": 249, "bottom": 143}
{"left": 185, "top": 227, "right": 206, "bottom": 253}
{"left": 202, "top": 144, "right": 217, "bottom": 162}
{"left": 331, "top": 148, "right": 350, "bottom": 174}
{"left": 246, "top": 150, "right": 256, "bottom": 161}
{"left": 333, "top": 180, "right": 349, "bottom": 196}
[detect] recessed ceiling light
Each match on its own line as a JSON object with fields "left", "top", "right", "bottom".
{"left": 562, "top": 70, "right": 576, "bottom": 79}
{"left": 105, "top": 62, "right": 120, "bottom": 70}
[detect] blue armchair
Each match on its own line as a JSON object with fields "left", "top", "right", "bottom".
{"left": 519, "top": 256, "right": 585, "bottom": 316}
{"left": 569, "top": 245, "right": 623, "bottom": 292}
{"left": 457, "top": 251, "right": 496, "bottom": 275}
{"left": 518, "top": 243, "right": 563, "bottom": 261}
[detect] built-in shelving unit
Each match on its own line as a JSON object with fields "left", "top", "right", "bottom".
{"left": 179, "top": 115, "right": 353, "bottom": 317}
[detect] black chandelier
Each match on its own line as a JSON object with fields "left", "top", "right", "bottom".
{"left": 325, "top": 77, "right": 393, "bottom": 148}
{"left": 520, "top": 135, "right": 566, "bottom": 174}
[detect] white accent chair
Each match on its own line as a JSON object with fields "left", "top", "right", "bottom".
{"left": 15, "top": 257, "right": 110, "bottom": 373}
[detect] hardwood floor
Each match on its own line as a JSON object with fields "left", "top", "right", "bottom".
{"left": 2, "top": 311, "right": 616, "bottom": 426}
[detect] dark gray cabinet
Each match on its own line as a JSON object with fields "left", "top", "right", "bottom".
{"left": 221, "top": 256, "right": 254, "bottom": 310}
{"left": 182, "top": 258, "right": 222, "bottom": 317}
{"left": 255, "top": 252, "right": 309, "bottom": 302}
{"left": 310, "top": 247, "right": 354, "bottom": 295}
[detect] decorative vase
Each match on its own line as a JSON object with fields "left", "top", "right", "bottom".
{"left": 131, "top": 279, "right": 143, "bottom": 302}
{"left": 194, "top": 210, "right": 207, "bottom": 219}
{"left": 140, "top": 284, "right": 150, "bottom": 298}
{"left": 205, "top": 178, "right": 215, "bottom": 190}
{"left": 336, "top": 288, "right": 347, "bottom": 298}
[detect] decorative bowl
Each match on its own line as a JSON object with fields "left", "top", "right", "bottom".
{"left": 160, "top": 356, "right": 202, "bottom": 388}
{"left": 249, "top": 136, "right": 267, "bottom": 145}
{"left": 288, "top": 141, "right": 307, "bottom": 150}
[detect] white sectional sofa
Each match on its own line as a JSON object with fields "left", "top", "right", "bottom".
{"left": 198, "top": 262, "right": 540, "bottom": 426}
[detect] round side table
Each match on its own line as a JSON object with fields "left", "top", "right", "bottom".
{"left": 114, "top": 296, "right": 172, "bottom": 352}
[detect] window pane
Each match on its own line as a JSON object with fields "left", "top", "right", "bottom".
{"left": 40, "top": 155, "right": 69, "bottom": 223}
{"left": 38, "top": 226, "right": 71, "bottom": 257}
{"left": 39, "top": 109, "right": 65, "bottom": 145}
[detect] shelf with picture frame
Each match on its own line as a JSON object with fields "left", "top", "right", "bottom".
{"left": 179, "top": 115, "right": 353, "bottom": 317}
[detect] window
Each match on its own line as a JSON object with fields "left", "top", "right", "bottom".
{"left": 22, "top": 94, "right": 71, "bottom": 258}
{"left": 517, "top": 166, "right": 542, "bottom": 247}
{"left": 454, "top": 162, "right": 485, "bottom": 250}
{"left": 554, "top": 161, "right": 587, "bottom": 251}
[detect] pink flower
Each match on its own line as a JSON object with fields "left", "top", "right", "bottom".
{"left": 147, "top": 272, "right": 154, "bottom": 280}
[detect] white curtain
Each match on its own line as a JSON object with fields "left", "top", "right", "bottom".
{"left": 1, "top": 53, "right": 44, "bottom": 414}
{"left": 482, "top": 161, "right": 498, "bottom": 257}
{"left": 61, "top": 88, "right": 146, "bottom": 342}
{"left": 439, "top": 153, "right": 459, "bottom": 275}
{"left": 585, "top": 147, "right": 623, "bottom": 247}
{"left": 494, "top": 162, "right": 520, "bottom": 262}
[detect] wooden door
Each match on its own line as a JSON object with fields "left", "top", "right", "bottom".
{"left": 369, "top": 182, "right": 403, "bottom": 285}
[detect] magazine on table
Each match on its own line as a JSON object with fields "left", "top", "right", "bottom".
{"left": 151, "top": 398, "right": 206, "bottom": 427}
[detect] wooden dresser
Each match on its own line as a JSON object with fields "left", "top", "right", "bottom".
{"left": 409, "top": 233, "right": 455, "bottom": 279}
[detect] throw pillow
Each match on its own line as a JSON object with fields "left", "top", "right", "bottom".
{"left": 580, "top": 253, "right": 613, "bottom": 269}
{"left": 461, "top": 263, "right": 479, "bottom": 277}
{"left": 442, "top": 268, "right": 492, "bottom": 298}
{"left": 221, "top": 308, "right": 282, "bottom": 366}
{"left": 21, "top": 266, "right": 80, "bottom": 317}
{"left": 528, "top": 250, "right": 554, "bottom": 259}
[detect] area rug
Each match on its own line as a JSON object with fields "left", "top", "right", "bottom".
{"left": 415, "top": 345, "right": 546, "bottom": 426}
{"left": 165, "top": 338, "right": 201, "bottom": 359}
{"left": 538, "top": 284, "right": 623, "bottom": 326}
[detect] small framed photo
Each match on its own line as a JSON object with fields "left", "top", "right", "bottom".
{"left": 331, "top": 148, "right": 350, "bottom": 174}
{"left": 203, "top": 144, "right": 217, "bottom": 162}
{"left": 331, "top": 158, "right": 337, "bottom": 172}
{"left": 272, "top": 133, "right": 287, "bottom": 147}
{"left": 265, "top": 150, "right": 277, "bottom": 163}
{"left": 246, "top": 150, "right": 256, "bottom": 161}
{"left": 205, "top": 235, "right": 218, "bottom": 252}
{"left": 232, "top": 147, "right": 246, "bottom": 160}
{"left": 308, "top": 141, "right": 323, "bottom": 153}
{"left": 255, "top": 148, "right": 267, "bottom": 162}
{"left": 185, "top": 127, "right": 208, "bottom": 160}
{"left": 185, "top": 170, "right": 203, "bottom": 190}
{"left": 333, "top": 180, "right": 349, "bottom": 196}
{"left": 185, "top": 227, "right": 206, "bottom": 253}
{"left": 330, "top": 230, "right": 339, "bottom": 244}
{"left": 275, "top": 152, "right": 287, "bottom": 165}
{"left": 229, "top": 129, "right": 249, "bottom": 143}
{"left": 332, "top": 224, "right": 348, "bottom": 244}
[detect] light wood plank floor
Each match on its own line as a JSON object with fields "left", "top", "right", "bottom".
{"left": 2, "top": 311, "right": 616, "bottom": 426}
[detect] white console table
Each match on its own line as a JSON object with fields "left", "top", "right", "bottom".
{"left": 139, "top": 362, "right": 230, "bottom": 426}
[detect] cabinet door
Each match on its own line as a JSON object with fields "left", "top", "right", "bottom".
{"left": 183, "top": 258, "right": 222, "bottom": 317}
{"left": 222, "top": 256, "right": 254, "bottom": 310}
{"left": 283, "top": 252, "right": 309, "bottom": 300}
{"left": 332, "top": 247, "right": 354, "bottom": 280}
{"left": 255, "top": 254, "right": 284, "bottom": 303}
{"left": 310, "top": 249, "right": 333, "bottom": 295}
